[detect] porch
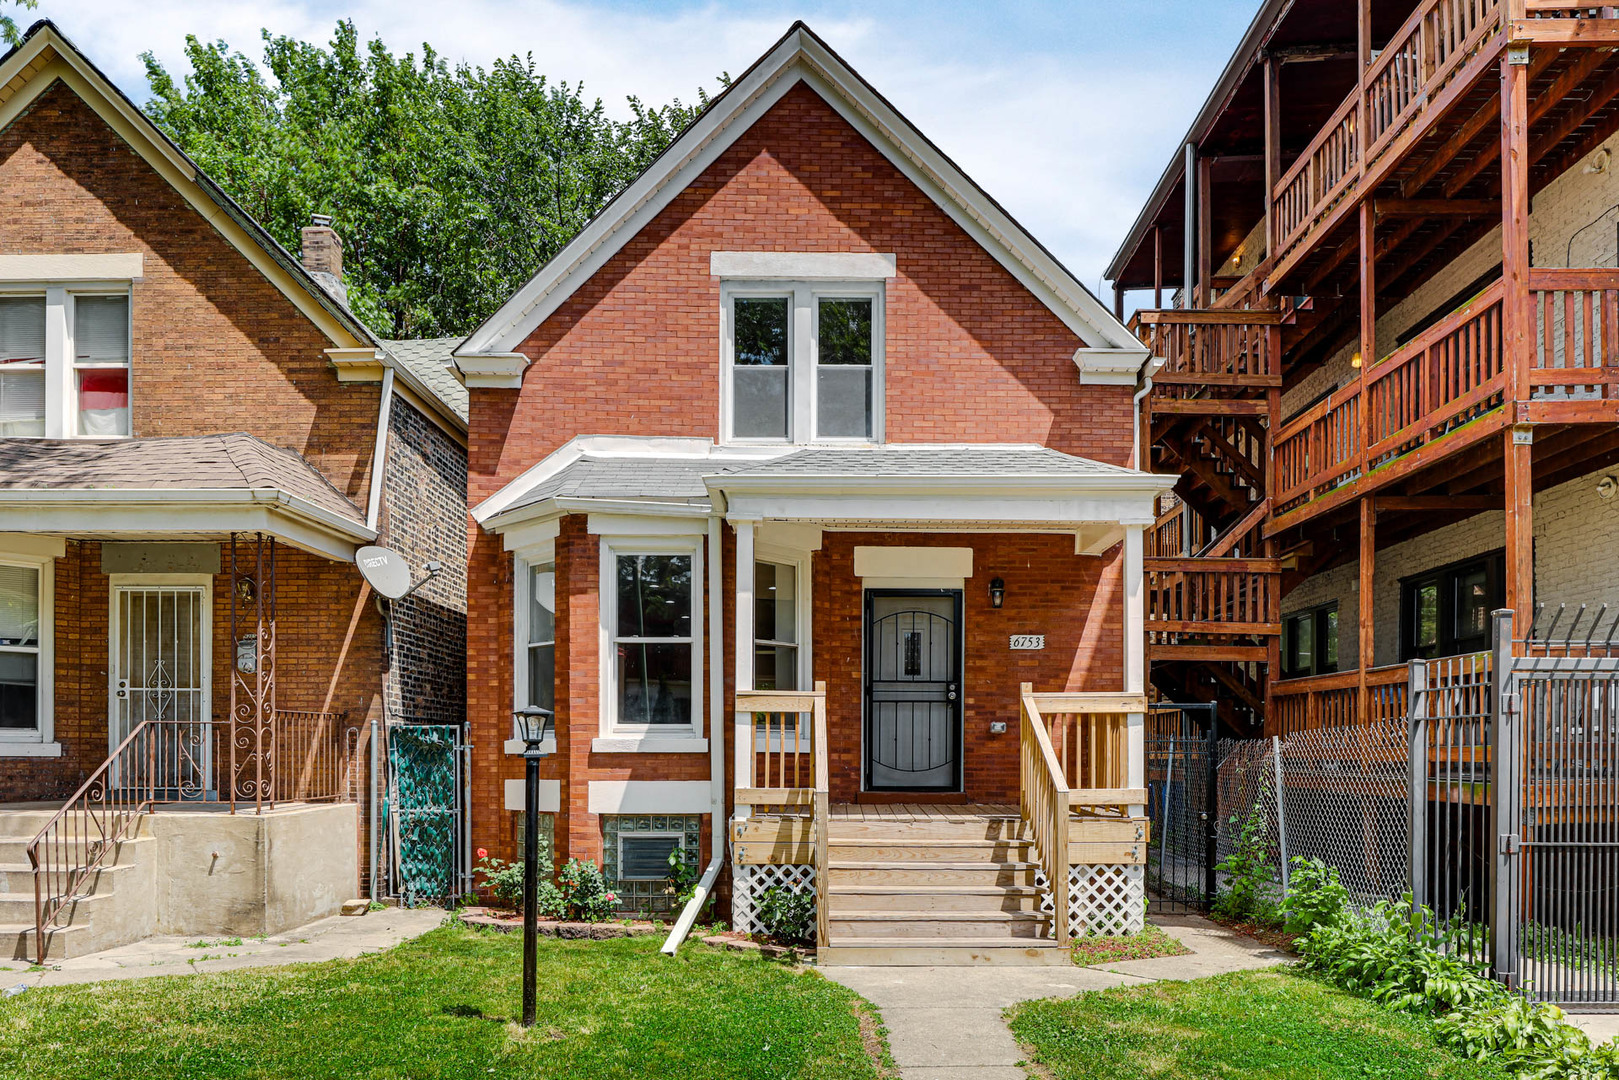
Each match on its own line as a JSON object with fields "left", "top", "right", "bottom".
{"left": 728, "top": 685, "right": 1149, "bottom": 964}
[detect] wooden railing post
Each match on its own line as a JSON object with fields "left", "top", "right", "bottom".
{"left": 812, "top": 681, "right": 829, "bottom": 949}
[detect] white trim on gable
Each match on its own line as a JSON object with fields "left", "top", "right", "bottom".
{"left": 710, "top": 251, "right": 896, "bottom": 279}
{"left": 453, "top": 23, "right": 1147, "bottom": 367}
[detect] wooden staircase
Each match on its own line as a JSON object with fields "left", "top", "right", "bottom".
{"left": 816, "top": 806, "right": 1068, "bottom": 967}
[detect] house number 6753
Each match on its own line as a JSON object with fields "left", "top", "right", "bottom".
{"left": 1009, "top": 635, "right": 1045, "bottom": 650}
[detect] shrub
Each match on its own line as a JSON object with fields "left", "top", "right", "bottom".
{"left": 1211, "top": 808, "right": 1280, "bottom": 926}
{"left": 1298, "top": 893, "right": 1619, "bottom": 1079}
{"left": 474, "top": 845, "right": 564, "bottom": 918}
{"left": 755, "top": 886, "right": 815, "bottom": 946}
{"left": 1279, "top": 856, "right": 1350, "bottom": 936}
{"left": 665, "top": 847, "right": 708, "bottom": 919}
{"left": 557, "top": 858, "right": 619, "bottom": 922}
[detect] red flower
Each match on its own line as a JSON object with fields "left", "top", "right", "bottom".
{"left": 476, "top": 848, "right": 488, "bottom": 860}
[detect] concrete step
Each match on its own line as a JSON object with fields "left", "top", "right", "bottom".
{"left": 0, "top": 834, "right": 152, "bottom": 882}
{"left": 0, "top": 811, "right": 74, "bottom": 839}
{"left": 828, "top": 910, "right": 1051, "bottom": 940}
{"left": 1, "top": 921, "right": 93, "bottom": 962}
{"left": 0, "top": 857, "right": 142, "bottom": 896}
{"left": 0, "top": 890, "right": 114, "bottom": 925}
{"left": 816, "top": 940, "right": 1068, "bottom": 967}
{"left": 828, "top": 884, "right": 1045, "bottom": 913}
{"left": 827, "top": 838, "right": 1034, "bottom": 862}
{"left": 829, "top": 860, "right": 1041, "bottom": 887}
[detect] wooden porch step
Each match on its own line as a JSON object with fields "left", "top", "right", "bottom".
{"left": 817, "top": 940, "right": 1068, "bottom": 966}
{"left": 826, "top": 819, "right": 1030, "bottom": 841}
{"left": 827, "top": 839, "right": 1033, "bottom": 862}
{"left": 828, "top": 910, "right": 1051, "bottom": 940}
{"left": 828, "top": 861, "right": 1041, "bottom": 887}
{"left": 828, "top": 884, "right": 1044, "bottom": 913}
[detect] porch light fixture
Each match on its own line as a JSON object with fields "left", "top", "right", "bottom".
{"left": 1350, "top": 351, "right": 1363, "bottom": 369}
{"left": 512, "top": 705, "right": 554, "bottom": 1027}
{"left": 989, "top": 578, "right": 1006, "bottom": 609}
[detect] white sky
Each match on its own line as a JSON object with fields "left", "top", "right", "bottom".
{"left": 26, "top": 0, "right": 1256, "bottom": 295}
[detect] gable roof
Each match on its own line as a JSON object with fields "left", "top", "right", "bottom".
{"left": 455, "top": 22, "right": 1148, "bottom": 365}
{"left": 0, "top": 21, "right": 381, "bottom": 355}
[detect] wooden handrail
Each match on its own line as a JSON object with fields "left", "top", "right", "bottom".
{"left": 1019, "top": 686, "right": 1071, "bottom": 942}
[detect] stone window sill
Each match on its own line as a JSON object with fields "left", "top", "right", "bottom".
{"left": 0, "top": 741, "right": 62, "bottom": 758}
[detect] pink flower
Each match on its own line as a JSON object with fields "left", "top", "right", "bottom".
{"left": 476, "top": 848, "right": 488, "bottom": 860}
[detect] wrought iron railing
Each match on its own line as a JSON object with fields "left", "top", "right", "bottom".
{"left": 25, "top": 709, "right": 355, "bottom": 964}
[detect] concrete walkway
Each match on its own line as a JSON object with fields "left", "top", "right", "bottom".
{"left": 0, "top": 906, "right": 446, "bottom": 990}
{"left": 823, "top": 916, "right": 1288, "bottom": 1080}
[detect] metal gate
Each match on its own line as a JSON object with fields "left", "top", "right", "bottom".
{"left": 1145, "top": 702, "right": 1217, "bottom": 913}
{"left": 387, "top": 723, "right": 470, "bottom": 905}
{"left": 1498, "top": 610, "right": 1619, "bottom": 1007}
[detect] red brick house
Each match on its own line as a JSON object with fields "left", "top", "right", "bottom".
{"left": 0, "top": 22, "right": 468, "bottom": 959}
{"left": 457, "top": 24, "right": 1171, "bottom": 962}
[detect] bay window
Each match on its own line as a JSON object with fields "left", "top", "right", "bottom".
{"left": 723, "top": 282, "right": 883, "bottom": 443}
{"left": 603, "top": 541, "right": 703, "bottom": 735}
{"left": 0, "top": 288, "right": 131, "bottom": 438}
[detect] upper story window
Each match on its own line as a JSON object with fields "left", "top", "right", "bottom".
{"left": 723, "top": 282, "right": 883, "bottom": 444}
{"left": 0, "top": 290, "right": 130, "bottom": 438}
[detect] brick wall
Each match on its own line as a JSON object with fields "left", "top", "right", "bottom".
{"left": 379, "top": 396, "right": 468, "bottom": 724}
{"left": 0, "top": 81, "right": 379, "bottom": 505}
{"left": 5, "top": 540, "right": 383, "bottom": 803}
{"left": 1283, "top": 462, "right": 1619, "bottom": 669}
{"left": 466, "top": 83, "right": 1139, "bottom": 870}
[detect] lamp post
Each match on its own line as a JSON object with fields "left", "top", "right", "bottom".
{"left": 513, "top": 705, "right": 553, "bottom": 1028}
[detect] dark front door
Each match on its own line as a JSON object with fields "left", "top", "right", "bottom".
{"left": 863, "top": 590, "right": 963, "bottom": 792}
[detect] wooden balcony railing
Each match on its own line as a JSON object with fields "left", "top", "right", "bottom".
{"left": 1273, "top": 0, "right": 1502, "bottom": 262}
{"left": 1530, "top": 268, "right": 1619, "bottom": 400}
{"left": 1019, "top": 687, "right": 1146, "bottom": 941}
{"left": 733, "top": 683, "right": 829, "bottom": 946}
{"left": 1145, "top": 558, "right": 1282, "bottom": 638}
{"left": 1130, "top": 310, "right": 1283, "bottom": 388}
{"left": 1270, "top": 666, "right": 1410, "bottom": 736}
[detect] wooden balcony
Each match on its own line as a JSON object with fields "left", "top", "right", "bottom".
{"left": 1270, "top": 665, "right": 1410, "bottom": 736}
{"left": 1269, "top": 268, "right": 1619, "bottom": 531}
{"left": 1145, "top": 557, "right": 1282, "bottom": 660}
{"left": 1267, "top": 1, "right": 1619, "bottom": 292}
{"left": 1131, "top": 310, "right": 1283, "bottom": 396}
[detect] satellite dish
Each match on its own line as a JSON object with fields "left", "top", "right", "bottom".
{"left": 356, "top": 545, "right": 412, "bottom": 600}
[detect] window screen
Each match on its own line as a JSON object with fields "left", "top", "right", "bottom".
{"left": 618, "top": 833, "right": 683, "bottom": 880}
{"left": 816, "top": 298, "right": 873, "bottom": 438}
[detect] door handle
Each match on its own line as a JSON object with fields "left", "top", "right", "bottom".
{"left": 946, "top": 684, "right": 958, "bottom": 701}
{"left": 115, "top": 679, "right": 129, "bottom": 700}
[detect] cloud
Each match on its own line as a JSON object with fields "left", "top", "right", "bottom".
{"left": 34, "top": 0, "right": 1229, "bottom": 289}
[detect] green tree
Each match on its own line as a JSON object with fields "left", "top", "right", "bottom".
{"left": 142, "top": 22, "right": 717, "bottom": 338}
{"left": 2, "top": 1, "right": 38, "bottom": 49}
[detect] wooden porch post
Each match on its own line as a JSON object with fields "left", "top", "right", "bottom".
{"left": 1263, "top": 54, "right": 1281, "bottom": 258}
{"left": 1358, "top": 499, "right": 1376, "bottom": 723}
{"left": 1197, "top": 154, "right": 1213, "bottom": 306}
{"left": 1124, "top": 525, "right": 1147, "bottom": 819}
{"left": 1356, "top": 0, "right": 1371, "bottom": 181}
{"left": 1153, "top": 226, "right": 1164, "bottom": 309}
{"left": 1113, "top": 282, "right": 1125, "bottom": 322}
{"left": 1359, "top": 199, "right": 1376, "bottom": 473}
{"left": 1502, "top": 47, "right": 1533, "bottom": 639}
{"left": 1182, "top": 143, "right": 1197, "bottom": 310}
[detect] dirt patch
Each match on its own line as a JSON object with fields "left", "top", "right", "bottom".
{"left": 851, "top": 996, "right": 900, "bottom": 1078}
{"left": 460, "top": 909, "right": 663, "bottom": 940}
{"left": 1206, "top": 916, "right": 1299, "bottom": 952}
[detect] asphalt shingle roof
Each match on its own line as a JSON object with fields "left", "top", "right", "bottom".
{"left": 382, "top": 337, "right": 469, "bottom": 424}
{"left": 505, "top": 455, "right": 754, "bottom": 512}
{"left": 718, "top": 444, "right": 1141, "bottom": 479}
{"left": 0, "top": 433, "right": 367, "bottom": 526}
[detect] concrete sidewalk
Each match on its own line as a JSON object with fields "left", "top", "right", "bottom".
{"left": 0, "top": 906, "right": 445, "bottom": 989}
{"left": 823, "top": 915, "right": 1288, "bottom": 1080}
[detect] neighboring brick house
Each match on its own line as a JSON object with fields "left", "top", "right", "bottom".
{"left": 0, "top": 22, "right": 467, "bottom": 957}
{"left": 456, "top": 24, "right": 1171, "bottom": 960}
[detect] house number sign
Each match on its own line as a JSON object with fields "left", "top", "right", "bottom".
{"left": 1009, "top": 634, "right": 1045, "bottom": 650}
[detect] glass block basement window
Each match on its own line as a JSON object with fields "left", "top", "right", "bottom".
{"left": 602, "top": 815, "right": 701, "bottom": 916}
{"left": 513, "top": 811, "right": 554, "bottom": 860}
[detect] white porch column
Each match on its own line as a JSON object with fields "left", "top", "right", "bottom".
{"left": 732, "top": 517, "right": 757, "bottom": 818}
{"left": 1123, "top": 523, "right": 1147, "bottom": 814}
{"left": 707, "top": 516, "right": 726, "bottom": 860}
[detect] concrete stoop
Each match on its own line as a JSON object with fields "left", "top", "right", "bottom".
{"left": 0, "top": 811, "right": 157, "bottom": 962}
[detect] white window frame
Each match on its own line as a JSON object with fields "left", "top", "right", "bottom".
{"left": 598, "top": 536, "right": 705, "bottom": 741}
{"left": 720, "top": 279, "right": 885, "bottom": 445}
{"left": 0, "top": 283, "right": 133, "bottom": 439}
{"left": 0, "top": 545, "right": 55, "bottom": 752}
{"left": 510, "top": 541, "right": 560, "bottom": 757}
{"left": 753, "top": 542, "right": 813, "bottom": 751}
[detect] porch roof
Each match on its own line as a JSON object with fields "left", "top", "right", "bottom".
{"left": 0, "top": 433, "right": 375, "bottom": 560}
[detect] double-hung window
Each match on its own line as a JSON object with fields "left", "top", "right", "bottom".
{"left": 0, "top": 289, "right": 130, "bottom": 438}
{"left": 724, "top": 282, "right": 883, "bottom": 443}
{"left": 753, "top": 560, "right": 801, "bottom": 692}
{"left": 526, "top": 562, "right": 556, "bottom": 713}
{"left": 0, "top": 556, "right": 50, "bottom": 742}
{"left": 604, "top": 542, "right": 702, "bottom": 735}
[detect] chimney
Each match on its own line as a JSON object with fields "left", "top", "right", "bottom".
{"left": 300, "top": 214, "right": 347, "bottom": 306}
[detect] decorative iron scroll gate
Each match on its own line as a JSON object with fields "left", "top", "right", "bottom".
{"left": 388, "top": 724, "right": 470, "bottom": 904}
{"left": 1145, "top": 703, "right": 1217, "bottom": 913}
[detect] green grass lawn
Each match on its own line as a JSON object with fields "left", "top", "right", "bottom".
{"left": 1009, "top": 968, "right": 1509, "bottom": 1080}
{"left": 0, "top": 924, "right": 887, "bottom": 1080}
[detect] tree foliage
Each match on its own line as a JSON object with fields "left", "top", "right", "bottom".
{"left": 2, "top": 1, "right": 38, "bottom": 50}
{"left": 142, "top": 22, "right": 718, "bottom": 338}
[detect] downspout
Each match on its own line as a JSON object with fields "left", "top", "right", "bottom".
{"left": 1182, "top": 142, "right": 1198, "bottom": 310}
{"left": 1131, "top": 355, "right": 1165, "bottom": 471}
{"left": 366, "top": 365, "right": 394, "bottom": 902}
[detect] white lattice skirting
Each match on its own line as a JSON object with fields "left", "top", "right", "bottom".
{"left": 730, "top": 863, "right": 816, "bottom": 939}
{"left": 1038, "top": 864, "right": 1146, "bottom": 937}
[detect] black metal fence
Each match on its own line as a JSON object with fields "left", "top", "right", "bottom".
{"left": 1145, "top": 703, "right": 1217, "bottom": 913}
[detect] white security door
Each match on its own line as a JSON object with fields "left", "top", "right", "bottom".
{"left": 110, "top": 583, "right": 211, "bottom": 797}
